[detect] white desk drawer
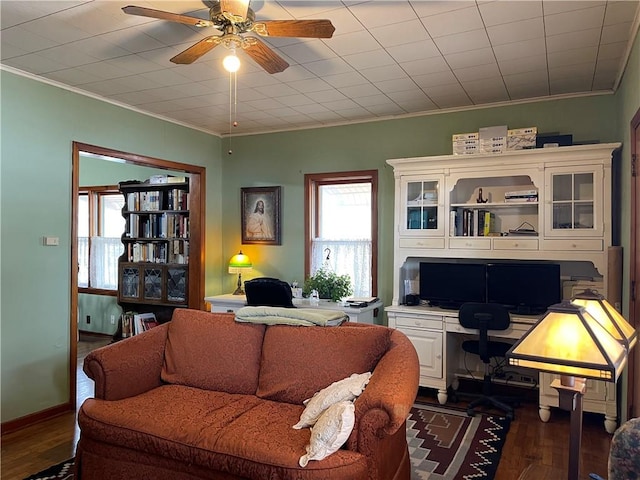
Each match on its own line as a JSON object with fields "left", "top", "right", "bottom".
{"left": 395, "top": 315, "right": 443, "bottom": 330}
{"left": 543, "top": 239, "right": 603, "bottom": 251}
{"left": 449, "top": 238, "right": 491, "bottom": 249}
{"left": 493, "top": 238, "right": 538, "bottom": 250}
{"left": 399, "top": 237, "right": 445, "bottom": 249}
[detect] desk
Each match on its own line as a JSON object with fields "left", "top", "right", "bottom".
{"left": 385, "top": 304, "right": 616, "bottom": 431}
{"left": 205, "top": 294, "right": 383, "bottom": 325}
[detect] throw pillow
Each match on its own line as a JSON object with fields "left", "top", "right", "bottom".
{"left": 299, "top": 401, "right": 355, "bottom": 467}
{"left": 293, "top": 372, "right": 371, "bottom": 429}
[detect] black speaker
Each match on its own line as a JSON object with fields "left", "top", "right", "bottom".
{"left": 405, "top": 294, "right": 420, "bottom": 306}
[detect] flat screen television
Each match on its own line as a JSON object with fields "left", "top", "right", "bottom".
{"left": 487, "top": 262, "right": 561, "bottom": 315}
{"left": 419, "top": 262, "right": 486, "bottom": 309}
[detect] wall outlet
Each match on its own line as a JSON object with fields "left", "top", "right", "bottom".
{"left": 86, "top": 315, "right": 91, "bottom": 324}
{"left": 110, "top": 315, "right": 116, "bottom": 325}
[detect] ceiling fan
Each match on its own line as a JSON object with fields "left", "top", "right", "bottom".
{"left": 122, "top": 0, "right": 335, "bottom": 74}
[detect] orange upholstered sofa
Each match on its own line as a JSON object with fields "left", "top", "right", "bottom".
{"left": 75, "top": 309, "right": 419, "bottom": 480}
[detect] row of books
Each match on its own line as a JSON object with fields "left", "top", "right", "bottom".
{"left": 450, "top": 209, "right": 497, "bottom": 237}
{"left": 121, "top": 311, "right": 159, "bottom": 338}
{"left": 127, "top": 213, "right": 189, "bottom": 239}
{"left": 126, "top": 240, "right": 189, "bottom": 264}
{"left": 126, "top": 189, "right": 189, "bottom": 212}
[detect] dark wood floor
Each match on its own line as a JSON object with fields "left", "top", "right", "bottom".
{"left": 2, "top": 339, "right": 612, "bottom": 480}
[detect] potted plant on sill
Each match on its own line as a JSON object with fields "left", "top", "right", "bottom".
{"left": 303, "top": 267, "right": 353, "bottom": 302}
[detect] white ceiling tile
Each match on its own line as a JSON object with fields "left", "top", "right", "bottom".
{"left": 319, "top": 6, "right": 365, "bottom": 35}
{"left": 429, "top": 93, "right": 474, "bottom": 109}
{"left": 546, "top": 27, "right": 601, "bottom": 53}
{"left": 278, "top": 1, "right": 344, "bottom": 18}
{"left": 411, "top": 1, "right": 476, "bottom": 18}
{"left": 1, "top": 26, "right": 58, "bottom": 53}
{"left": 328, "top": 30, "right": 379, "bottom": 56}
{"left": 604, "top": 1, "right": 640, "bottom": 24}
{"left": 0, "top": 1, "right": 85, "bottom": 29}
{"left": 288, "top": 77, "right": 333, "bottom": 93}
{"left": 292, "top": 102, "right": 331, "bottom": 114}
{"left": 400, "top": 55, "right": 451, "bottom": 76}
{"left": 420, "top": 6, "right": 484, "bottom": 38}
{"left": 4, "top": 53, "right": 64, "bottom": 74}
{"left": 444, "top": 47, "right": 496, "bottom": 70}
{"left": 486, "top": 17, "right": 545, "bottom": 46}
{"left": 454, "top": 63, "right": 501, "bottom": 82}
{"left": 365, "top": 103, "right": 406, "bottom": 116}
{"left": 319, "top": 97, "right": 362, "bottom": 111}
{"left": 254, "top": 83, "right": 301, "bottom": 97}
{"left": 303, "top": 57, "right": 353, "bottom": 76}
{"left": 468, "top": 88, "right": 510, "bottom": 105}
{"left": 43, "top": 67, "right": 103, "bottom": 86}
{"left": 354, "top": 94, "right": 396, "bottom": 108}
{"left": 493, "top": 37, "right": 547, "bottom": 61}
{"left": 503, "top": 69, "right": 549, "bottom": 87}
{"left": 386, "top": 91, "right": 438, "bottom": 112}
{"left": 550, "top": 76, "right": 593, "bottom": 94}
{"left": 360, "top": 64, "right": 408, "bottom": 82}
{"left": 334, "top": 106, "right": 376, "bottom": 120}
{"left": 508, "top": 82, "right": 549, "bottom": 99}
{"left": 0, "top": 43, "right": 29, "bottom": 60}
{"left": 544, "top": 5, "right": 606, "bottom": 36}
{"left": 601, "top": 22, "right": 634, "bottom": 44}
{"left": 323, "top": 71, "right": 368, "bottom": 88}
{"left": 478, "top": 1, "right": 543, "bottom": 27}
{"left": 339, "top": 83, "right": 382, "bottom": 99}
{"left": 549, "top": 62, "right": 595, "bottom": 82}
{"left": 374, "top": 77, "right": 418, "bottom": 94}
{"left": 248, "top": 97, "right": 289, "bottom": 110}
{"left": 433, "top": 29, "right": 491, "bottom": 55}
{"left": 305, "top": 88, "right": 348, "bottom": 102}
{"left": 413, "top": 70, "right": 459, "bottom": 89}
{"left": 386, "top": 39, "right": 441, "bottom": 63}
{"left": 498, "top": 54, "right": 548, "bottom": 75}
{"left": 277, "top": 94, "right": 317, "bottom": 107}
{"left": 279, "top": 40, "right": 337, "bottom": 64}
{"left": 342, "top": 49, "right": 396, "bottom": 70}
{"left": 369, "top": 19, "right": 429, "bottom": 48}
{"left": 347, "top": 1, "right": 417, "bottom": 28}
{"left": 547, "top": 46, "right": 598, "bottom": 68}
{"left": 542, "top": 1, "right": 606, "bottom": 16}
{"left": 100, "top": 29, "right": 168, "bottom": 54}
{"left": 323, "top": 72, "right": 367, "bottom": 88}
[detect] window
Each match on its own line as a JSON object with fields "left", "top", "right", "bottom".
{"left": 78, "top": 186, "right": 125, "bottom": 292}
{"left": 305, "top": 171, "right": 378, "bottom": 297}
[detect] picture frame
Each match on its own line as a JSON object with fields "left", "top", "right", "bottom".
{"left": 241, "top": 186, "right": 281, "bottom": 245}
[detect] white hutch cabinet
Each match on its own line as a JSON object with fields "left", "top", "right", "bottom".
{"left": 385, "top": 143, "right": 621, "bottom": 432}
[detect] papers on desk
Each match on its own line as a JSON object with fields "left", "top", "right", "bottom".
{"left": 345, "top": 297, "right": 379, "bottom": 307}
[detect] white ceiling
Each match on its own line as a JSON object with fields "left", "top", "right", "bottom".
{"left": 2, "top": 0, "right": 639, "bottom": 137}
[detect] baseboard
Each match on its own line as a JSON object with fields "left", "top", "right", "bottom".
{"left": 1, "top": 402, "right": 73, "bottom": 435}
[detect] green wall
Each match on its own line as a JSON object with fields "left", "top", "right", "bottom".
{"left": 0, "top": 70, "right": 222, "bottom": 422}
{"left": 223, "top": 95, "right": 620, "bottom": 306}
{"left": 1, "top": 26, "right": 638, "bottom": 425}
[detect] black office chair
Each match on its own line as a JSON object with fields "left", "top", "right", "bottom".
{"left": 458, "top": 302, "right": 517, "bottom": 420}
{"left": 244, "top": 277, "right": 295, "bottom": 308}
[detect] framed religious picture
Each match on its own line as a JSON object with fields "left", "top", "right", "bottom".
{"left": 241, "top": 186, "right": 281, "bottom": 245}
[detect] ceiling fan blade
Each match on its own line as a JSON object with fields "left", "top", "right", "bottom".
{"left": 171, "top": 36, "right": 221, "bottom": 64}
{"left": 253, "top": 20, "right": 335, "bottom": 38}
{"left": 122, "top": 5, "right": 214, "bottom": 28}
{"left": 219, "top": 0, "right": 250, "bottom": 22}
{"left": 243, "top": 38, "right": 289, "bottom": 74}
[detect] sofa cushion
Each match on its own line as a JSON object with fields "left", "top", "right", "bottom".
{"left": 162, "top": 310, "right": 265, "bottom": 394}
{"left": 256, "top": 323, "right": 391, "bottom": 404}
{"left": 78, "top": 385, "right": 368, "bottom": 479}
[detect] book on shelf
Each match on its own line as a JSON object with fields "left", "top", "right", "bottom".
{"left": 133, "top": 313, "right": 158, "bottom": 334}
{"left": 122, "top": 311, "right": 135, "bottom": 338}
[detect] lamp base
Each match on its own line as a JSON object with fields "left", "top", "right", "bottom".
{"left": 551, "top": 377, "right": 586, "bottom": 480}
{"left": 232, "top": 273, "right": 245, "bottom": 295}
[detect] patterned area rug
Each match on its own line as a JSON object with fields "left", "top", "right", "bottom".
{"left": 408, "top": 402, "right": 511, "bottom": 480}
{"left": 23, "top": 403, "right": 510, "bottom": 480}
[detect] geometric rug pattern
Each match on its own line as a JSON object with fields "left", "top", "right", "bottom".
{"left": 23, "top": 403, "right": 510, "bottom": 480}
{"left": 408, "top": 403, "right": 511, "bottom": 480}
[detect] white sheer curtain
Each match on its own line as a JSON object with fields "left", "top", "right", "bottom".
{"left": 88, "top": 237, "right": 122, "bottom": 289}
{"left": 311, "top": 239, "right": 371, "bottom": 297}
{"left": 78, "top": 236, "right": 89, "bottom": 287}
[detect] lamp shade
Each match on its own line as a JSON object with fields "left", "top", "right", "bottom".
{"left": 571, "top": 289, "right": 637, "bottom": 350}
{"left": 506, "top": 301, "right": 627, "bottom": 382}
{"left": 228, "top": 251, "right": 252, "bottom": 273}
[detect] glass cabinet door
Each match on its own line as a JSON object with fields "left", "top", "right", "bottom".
{"left": 401, "top": 175, "right": 444, "bottom": 236}
{"left": 545, "top": 167, "right": 603, "bottom": 236}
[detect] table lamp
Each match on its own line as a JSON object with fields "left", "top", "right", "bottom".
{"left": 228, "top": 250, "right": 252, "bottom": 295}
{"left": 506, "top": 300, "right": 633, "bottom": 480}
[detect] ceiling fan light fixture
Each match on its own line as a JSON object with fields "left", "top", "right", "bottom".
{"left": 223, "top": 51, "right": 241, "bottom": 72}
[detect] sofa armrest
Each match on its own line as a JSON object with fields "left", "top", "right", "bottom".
{"left": 348, "top": 328, "right": 419, "bottom": 446}
{"left": 83, "top": 324, "right": 169, "bottom": 401}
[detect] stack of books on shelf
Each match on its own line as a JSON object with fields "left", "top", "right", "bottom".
{"left": 450, "top": 209, "right": 496, "bottom": 237}
{"left": 504, "top": 189, "right": 538, "bottom": 203}
{"left": 121, "top": 312, "right": 159, "bottom": 337}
